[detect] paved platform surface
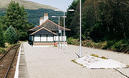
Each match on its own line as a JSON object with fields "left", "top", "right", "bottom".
{"left": 22, "top": 42, "right": 129, "bottom": 78}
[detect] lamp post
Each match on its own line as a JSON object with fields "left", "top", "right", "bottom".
{"left": 52, "top": 16, "right": 62, "bottom": 47}
{"left": 67, "top": 1, "right": 82, "bottom": 57}
{"left": 63, "top": 9, "right": 75, "bottom": 46}
{"left": 79, "top": 0, "right": 82, "bottom": 57}
{"left": 63, "top": 12, "right": 66, "bottom": 46}
{"left": 53, "top": 9, "right": 75, "bottom": 47}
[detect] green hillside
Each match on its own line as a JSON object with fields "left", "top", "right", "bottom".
{"left": 0, "top": 0, "right": 63, "bottom": 25}
{"left": 0, "top": 0, "right": 58, "bottom": 10}
{"left": 26, "top": 9, "right": 63, "bottom": 25}
{"left": 0, "top": 9, "right": 63, "bottom": 25}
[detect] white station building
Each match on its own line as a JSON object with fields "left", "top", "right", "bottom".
{"left": 28, "top": 13, "right": 70, "bottom": 46}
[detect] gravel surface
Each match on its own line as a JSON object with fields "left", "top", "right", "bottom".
{"left": 23, "top": 42, "right": 129, "bottom": 78}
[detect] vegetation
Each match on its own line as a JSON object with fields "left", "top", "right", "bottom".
{"left": 4, "top": 26, "right": 18, "bottom": 44}
{"left": 26, "top": 9, "right": 63, "bottom": 25}
{"left": 91, "top": 54, "right": 99, "bottom": 57}
{"left": 0, "top": 48, "right": 6, "bottom": 54}
{"left": 3, "top": 1, "right": 33, "bottom": 40}
{"left": 0, "top": 9, "right": 63, "bottom": 25}
{"left": 66, "top": 0, "right": 129, "bottom": 53}
{"left": 0, "top": 23, "right": 5, "bottom": 47}
{"left": 0, "top": 0, "right": 57, "bottom": 10}
{"left": 71, "top": 60, "right": 83, "bottom": 66}
{"left": 100, "top": 56, "right": 108, "bottom": 59}
{"left": 67, "top": 37, "right": 79, "bottom": 45}
{"left": 91, "top": 54, "right": 108, "bottom": 59}
{"left": 0, "top": 1, "right": 34, "bottom": 53}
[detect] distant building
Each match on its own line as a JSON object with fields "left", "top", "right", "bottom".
{"left": 28, "top": 13, "right": 70, "bottom": 46}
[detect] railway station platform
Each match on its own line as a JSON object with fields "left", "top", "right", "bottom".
{"left": 15, "top": 42, "right": 129, "bottom": 78}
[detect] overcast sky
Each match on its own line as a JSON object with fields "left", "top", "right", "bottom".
{"left": 28, "top": 0, "right": 74, "bottom": 11}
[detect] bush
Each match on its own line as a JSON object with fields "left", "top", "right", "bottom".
{"left": 82, "top": 40, "right": 107, "bottom": 49}
{"left": 67, "top": 37, "right": 129, "bottom": 53}
{"left": 111, "top": 40, "right": 129, "bottom": 52}
{"left": 18, "top": 32, "right": 28, "bottom": 41}
{"left": 103, "top": 40, "right": 116, "bottom": 49}
{"left": 82, "top": 40, "right": 94, "bottom": 47}
{"left": 0, "top": 48, "right": 6, "bottom": 54}
{"left": 0, "top": 25, "right": 5, "bottom": 47}
{"left": 67, "top": 37, "right": 79, "bottom": 45}
{"left": 95, "top": 41, "right": 107, "bottom": 49}
{"left": 4, "top": 26, "right": 18, "bottom": 44}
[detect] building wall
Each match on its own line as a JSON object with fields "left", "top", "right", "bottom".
{"left": 41, "top": 35, "right": 46, "bottom": 41}
{"left": 29, "top": 36, "right": 33, "bottom": 41}
{"left": 33, "top": 42, "right": 55, "bottom": 46}
{"left": 54, "top": 36, "right": 66, "bottom": 42}
{"left": 34, "top": 35, "right": 40, "bottom": 41}
{"left": 33, "top": 35, "right": 54, "bottom": 42}
{"left": 30, "top": 35, "right": 67, "bottom": 42}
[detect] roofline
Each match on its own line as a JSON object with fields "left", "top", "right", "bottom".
{"left": 47, "top": 20, "right": 71, "bottom": 31}
{"left": 29, "top": 20, "right": 49, "bottom": 31}
{"left": 30, "top": 27, "right": 57, "bottom": 35}
{"left": 29, "top": 19, "right": 71, "bottom": 31}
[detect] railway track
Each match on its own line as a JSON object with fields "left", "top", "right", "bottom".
{"left": 0, "top": 44, "right": 20, "bottom": 78}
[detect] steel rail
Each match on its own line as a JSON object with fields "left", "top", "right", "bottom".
{"left": 0, "top": 45, "right": 18, "bottom": 60}
{"left": 3, "top": 45, "right": 20, "bottom": 78}
{"left": 0, "top": 44, "right": 20, "bottom": 78}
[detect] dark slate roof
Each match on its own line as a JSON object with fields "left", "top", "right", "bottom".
{"left": 29, "top": 20, "right": 70, "bottom": 32}
{"left": 30, "top": 27, "right": 57, "bottom": 35}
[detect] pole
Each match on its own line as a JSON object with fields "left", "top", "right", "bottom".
{"left": 63, "top": 12, "right": 66, "bottom": 46}
{"left": 58, "top": 17, "right": 60, "bottom": 47}
{"left": 79, "top": 0, "right": 82, "bottom": 57}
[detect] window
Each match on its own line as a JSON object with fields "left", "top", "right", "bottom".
{"left": 34, "top": 35, "right": 40, "bottom": 42}
{"left": 47, "top": 35, "right": 54, "bottom": 41}
{"left": 41, "top": 35, "right": 46, "bottom": 41}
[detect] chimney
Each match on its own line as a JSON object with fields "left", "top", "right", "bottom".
{"left": 40, "top": 13, "right": 48, "bottom": 25}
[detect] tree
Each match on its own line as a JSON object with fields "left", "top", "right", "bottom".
{"left": 4, "top": 1, "right": 33, "bottom": 40}
{"left": 66, "top": 0, "right": 80, "bottom": 38}
{"left": 95, "top": 0, "right": 129, "bottom": 40}
{"left": 4, "top": 26, "right": 18, "bottom": 44}
{"left": 67, "top": 0, "right": 129, "bottom": 42}
{"left": 0, "top": 23, "right": 5, "bottom": 47}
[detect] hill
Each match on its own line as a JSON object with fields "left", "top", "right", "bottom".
{"left": 0, "top": 0, "right": 59, "bottom": 10}
{"left": 0, "top": 0, "right": 63, "bottom": 25}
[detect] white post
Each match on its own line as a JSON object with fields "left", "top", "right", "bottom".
{"left": 79, "top": 0, "right": 82, "bottom": 57}
{"left": 58, "top": 16, "right": 61, "bottom": 47}
{"left": 63, "top": 12, "right": 66, "bottom": 46}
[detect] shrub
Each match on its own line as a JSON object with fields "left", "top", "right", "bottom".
{"left": 111, "top": 40, "right": 129, "bottom": 52}
{"left": 0, "top": 48, "right": 6, "bottom": 54}
{"left": 103, "top": 40, "right": 116, "bottom": 49}
{"left": 82, "top": 40, "right": 107, "bottom": 49}
{"left": 18, "top": 32, "right": 27, "bottom": 41}
{"left": 82, "top": 40, "right": 94, "bottom": 47}
{"left": 0, "top": 25, "right": 5, "bottom": 47}
{"left": 4, "top": 26, "right": 18, "bottom": 44}
{"left": 95, "top": 41, "right": 107, "bottom": 49}
{"left": 67, "top": 37, "right": 79, "bottom": 45}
